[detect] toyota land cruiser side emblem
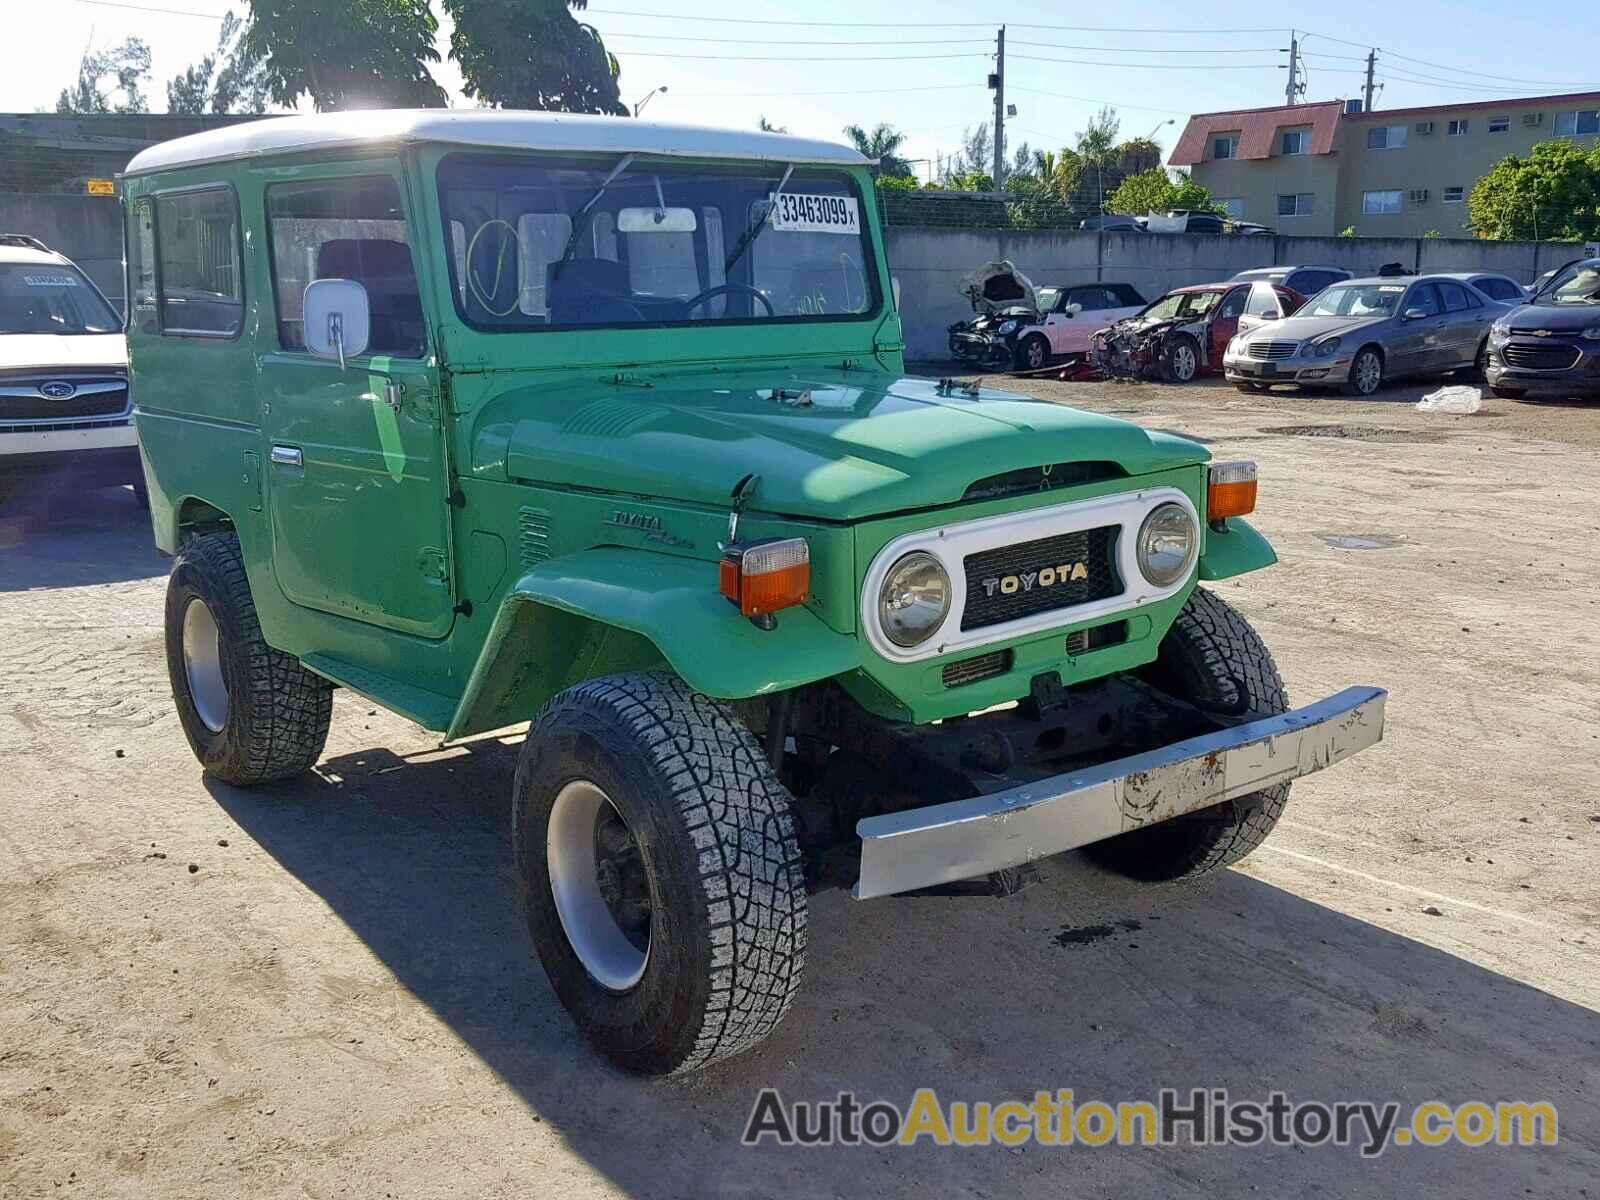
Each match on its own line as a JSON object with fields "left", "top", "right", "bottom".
{"left": 39, "top": 380, "right": 77, "bottom": 399}
{"left": 981, "top": 561, "right": 1089, "bottom": 598}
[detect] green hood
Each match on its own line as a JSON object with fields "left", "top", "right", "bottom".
{"left": 490, "top": 369, "right": 1207, "bottom": 521}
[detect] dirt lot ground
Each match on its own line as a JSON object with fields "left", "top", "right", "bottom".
{"left": 3, "top": 375, "right": 1598, "bottom": 1198}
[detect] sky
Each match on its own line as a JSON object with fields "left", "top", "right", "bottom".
{"left": 4, "top": 0, "right": 1597, "bottom": 178}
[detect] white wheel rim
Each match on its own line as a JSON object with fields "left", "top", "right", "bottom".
{"left": 1356, "top": 354, "right": 1380, "bottom": 393}
{"left": 1175, "top": 346, "right": 1196, "bottom": 380}
{"left": 1028, "top": 341, "right": 1044, "bottom": 367}
{"left": 181, "top": 598, "right": 228, "bottom": 734}
{"left": 548, "top": 780, "right": 650, "bottom": 992}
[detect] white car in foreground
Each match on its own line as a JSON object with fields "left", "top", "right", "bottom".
{"left": 0, "top": 235, "right": 136, "bottom": 507}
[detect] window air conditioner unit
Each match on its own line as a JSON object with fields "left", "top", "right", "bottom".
{"left": 1523, "top": 112, "right": 1543, "bottom": 126}
{"left": 1407, "top": 188, "right": 1429, "bottom": 204}
{"left": 1415, "top": 121, "right": 1435, "bottom": 134}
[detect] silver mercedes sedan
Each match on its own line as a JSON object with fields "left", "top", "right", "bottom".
{"left": 1223, "top": 274, "right": 1514, "bottom": 395}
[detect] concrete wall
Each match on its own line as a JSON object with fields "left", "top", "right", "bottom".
{"left": 886, "top": 227, "right": 1568, "bottom": 361}
{"left": 1, "top": 193, "right": 125, "bottom": 308}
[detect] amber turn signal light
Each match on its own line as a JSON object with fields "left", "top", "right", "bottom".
{"left": 1207, "top": 459, "right": 1258, "bottom": 521}
{"left": 719, "top": 537, "right": 810, "bottom": 619}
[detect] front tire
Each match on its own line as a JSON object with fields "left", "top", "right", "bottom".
{"left": 1345, "top": 346, "right": 1384, "bottom": 396}
{"left": 1015, "top": 334, "right": 1049, "bottom": 373}
{"left": 164, "top": 532, "right": 332, "bottom": 786}
{"left": 514, "top": 673, "right": 807, "bottom": 1076}
{"left": 1163, "top": 335, "right": 1200, "bottom": 383}
{"left": 1084, "top": 588, "right": 1290, "bottom": 881}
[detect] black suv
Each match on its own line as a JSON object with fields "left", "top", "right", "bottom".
{"left": 1485, "top": 258, "right": 1600, "bottom": 399}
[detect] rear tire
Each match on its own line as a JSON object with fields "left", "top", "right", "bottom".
{"left": 1083, "top": 588, "right": 1290, "bottom": 882}
{"left": 164, "top": 532, "right": 332, "bottom": 785}
{"left": 514, "top": 672, "right": 807, "bottom": 1076}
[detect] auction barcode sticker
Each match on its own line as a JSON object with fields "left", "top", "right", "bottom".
{"left": 769, "top": 192, "right": 859, "bottom": 235}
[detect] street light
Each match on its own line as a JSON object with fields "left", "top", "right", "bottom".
{"left": 633, "top": 86, "right": 668, "bottom": 117}
{"left": 1146, "top": 118, "right": 1175, "bottom": 141}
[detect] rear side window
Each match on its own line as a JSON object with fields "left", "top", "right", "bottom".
{"left": 1473, "top": 277, "right": 1519, "bottom": 301}
{"left": 1069, "top": 286, "right": 1114, "bottom": 311}
{"left": 154, "top": 187, "right": 243, "bottom": 337}
{"left": 1290, "top": 270, "right": 1338, "bottom": 296}
{"left": 1438, "top": 281, "right": 1480, "bottom": 312}
{"left": 267, "top": 176, "right": 425, "bottom": 358}
{"left": 1108, "top": 284, "right": 1145, "bottom": 306}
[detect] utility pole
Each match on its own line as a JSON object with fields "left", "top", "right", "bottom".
{"left": 1284, "top": 31, "right": 1301, "bottom": 107}
{"left": 1363, "top": 49, "right": 1378, "bottom": 113}
{"left": 991, "top": 26, "right": 1006, "bottom": 190}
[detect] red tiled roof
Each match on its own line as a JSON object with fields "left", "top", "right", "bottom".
{"left": 1169, "top": 101, "right": 1344, "bottom": 166}
{"left": 1342, "top": 90, "right": 1600, "bottom": 120}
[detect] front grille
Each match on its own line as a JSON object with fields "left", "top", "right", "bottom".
{"left": 942, "top": 648, "right": 1014, "bottom": 689}
{"left": 1246, "top": 340, "right": 1300, "bottom": 361}
{"left": 0, "top": 417, "right": 130, "bottom": 435}
{"left": 960, "top": 526, "right": 1120, "bottom": 631}
{"left": 1502, "top": 343, "right": 1581, "bottom": 370}
{"left": 0, "top": 374, "right": 128, "bottom": 423}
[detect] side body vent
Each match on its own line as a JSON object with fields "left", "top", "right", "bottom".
{"left": 518, "top": 507, "right": 552, "bottom": 568}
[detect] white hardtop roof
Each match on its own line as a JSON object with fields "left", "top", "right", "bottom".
{"left": 124, "top": 109, "right": 870, "bottom": 177}
{"left": 0, "top": 245, "right": 67, "bottom": 265}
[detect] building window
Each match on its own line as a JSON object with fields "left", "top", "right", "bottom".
{"left": 1280, "top": 130, "right": 1309, "bottom": 156}
{"left": 1442, "top": 186, "right": 1465, "bottom": 205}
{"left": 1447, "top": 119, "right": 1469, "bottom": 136}
{"left": 1367, "top": 125, "right": 1408, "bottom": 150}
{"left": 1212, "top": 134, "right": 1239, "bottom": 160}
{"left": 1488, "top": 116, "right": 1510, "bottom": 133}
{"left": 154, "top": 186, "right": 243, "bottom": 338}
{"left": 1216, "top": 196, "right": 1245, "bottom": 218}
{"left": 1362, "top": 189, "right": 1404, "bottom": 215}
{"left": 1276, "top": 193, "right": 1315, "bottom": 217}
{"left": 1555, "top": 109, "right": 1600, "bottom": 136}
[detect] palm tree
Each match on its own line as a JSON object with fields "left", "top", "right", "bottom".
{"left": 843, "top": 122, "right": 913, "bottom": 180}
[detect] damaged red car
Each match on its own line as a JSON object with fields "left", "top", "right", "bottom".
{"left": 1092, "top": 281, "right": 1303, "bottom": 383}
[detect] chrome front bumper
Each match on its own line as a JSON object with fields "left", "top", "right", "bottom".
{"left": 1223, "top": 352, "right": 1352, "bottom": 384}
{"left": 853, "top": 685, "right": 1386, "bottom": 899}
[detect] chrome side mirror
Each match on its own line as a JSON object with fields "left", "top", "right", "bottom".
{"left": 1403, "top": 307, "right": 1428, "bottom": 322}
{"left": 304, "top": 278, "right": 371, "bottom": 368}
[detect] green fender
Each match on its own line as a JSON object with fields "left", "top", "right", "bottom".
{"left": 1198, "top": 517, "right": 1277, "bottom": 581}
{"left": 446, "top": 547, "right": 862, "bottom": 740}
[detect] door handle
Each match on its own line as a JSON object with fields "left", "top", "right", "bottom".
{"left": 270, "top": 445, "right": 303, "bottom": 468}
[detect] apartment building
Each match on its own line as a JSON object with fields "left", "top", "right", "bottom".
{"left": 1171, "top": 92, "right": 1600, "bottom": 237}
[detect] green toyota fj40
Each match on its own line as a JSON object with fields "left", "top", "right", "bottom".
{"left": 125, "top": 111, "right": 1385, "bottom": 1077}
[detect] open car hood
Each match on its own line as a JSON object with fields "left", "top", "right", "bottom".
{"left": 958, "top": 260, "right": 1039, "bottom": 316}
{"left": 487, "top": 368, "right": 1208, "bottom": 522}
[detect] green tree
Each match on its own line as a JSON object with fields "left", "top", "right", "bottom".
{"left": 1466, "top": 139, "right": 1600, "bottom": 241}
{"left": 1075, "top": 106, "right": 1121, "bottom": 166}
{"left": 1106, "top": 168, "right": 1221, "bottom": 216}
{"left": 242, "top": 0, "right": 447, "bottom": 111}
{"left": 166, "top": 13, "right": 270, "bottom": 115}
{"left": 442, "top": 0, "right": 625, "bottom": 114}
{"left": 843, "top": 122, "right": 913, "bottom": 179}
{"left": 57, "top": 37, "right": 151, "bottom": 113}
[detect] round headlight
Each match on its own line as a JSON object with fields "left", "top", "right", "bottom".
{"left": 878, "top": 551, "right": 951, "bottom": 648}
{"left": 1136, "top": 503, "right": 1197, "bottom": 587}
{"left": 997, "top": 319, "right": 1019, "bottom": 336}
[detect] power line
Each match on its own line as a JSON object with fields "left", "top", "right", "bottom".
{"left": 1011, "top": 54, "right": 1280, "bottom": 70}
{"left": 672, "top": 83, "right": 982, "bottom": 99}
{"left": 1006, "top": 86, "right": 1191, "bottom": 117}
{"left": 616, "top": 49, "right": 987, "bottom": 61}
{"left": 604, "top": 31, "right": 990, "bottom": 46}
{"left": 1008, "top": 39, "right": 1284, "bottom": 54}
{"left": 67, "top": 0, "right": 225, "bottom": 17}
{"left": 589, "top": 8, "right": 1283, "bottom": 33}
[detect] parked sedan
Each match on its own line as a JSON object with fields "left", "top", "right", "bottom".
{"left": 1484, "top": 257, "right": 1600, "bottom": 399}
{"left": 1224, "top": 274, "right": 1511, "bottom": 395}
{"left": 1434, "top": 271, "right": 1528, "bottom": 305}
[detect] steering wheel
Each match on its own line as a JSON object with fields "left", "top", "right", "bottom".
{"left": 684, "top": 283, "right": 775, "bottom": 318}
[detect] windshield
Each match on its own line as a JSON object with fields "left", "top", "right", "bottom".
{"left": 437, "top": 155, "right": 878, "bottom": 331}
{"left": 1540, "top": 262, "right": 1600, "bottom": 305}
{"left": 1299, "top": 283, "right": 1403, "bottom": 319}
{"left": 1141, "top": 290, "right": 1221, "bottom": 321}
{"left": 1036, "top": 286, "right": 1062, "bottom": 311}
{"left": 0, "top": 263, "right": 120, "bottom": 334}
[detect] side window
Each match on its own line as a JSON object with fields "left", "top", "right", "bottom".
{"left": 1069, "top": 287, "right": 1106, "bottom": 311}
{"left": 154, "top": 187, "right": 242, "bottom": 337}
{"left": 1294, "top": 271, "right": 1333, "bottom": 296}
{"left": 1475, "top": 278, "right": 1514, "bottom": 301}
{"left": 267, "top": 175, "right": 424, "bottom": 357}
{"left": 128, "top": 197, "right": 157, "bottom": 329}
{"left": 1406, "top": 284, "right": 1442, "bottom": 317}
{"left": 1438, "top": 282, "right": 1472, "bottom": 313}
{"left": 1244, "top": 284, "right": 1281, "bottom": 318}
{"left": 1216, "top": 287, "right": 1248, "bottom": 319}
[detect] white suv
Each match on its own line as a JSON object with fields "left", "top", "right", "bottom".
{"left": 0, "top": 235, "right": 136, "bottom": 506}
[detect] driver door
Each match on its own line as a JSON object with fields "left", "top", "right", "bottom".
{"left": 1208, "top": 286, "right": 1249, "bottom": 364}
{"left": 255, "top": 165, "right": 456, "bottom": 640}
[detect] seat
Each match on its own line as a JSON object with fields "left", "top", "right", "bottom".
{"left": 547, "top": 257, "right": 638, "bottom": 325}
{"left": 316, "top": 238, "right": 424, "bottom": 356}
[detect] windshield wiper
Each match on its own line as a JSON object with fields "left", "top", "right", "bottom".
{"left": 724, "top": 163, "right": 794, "bottom": 275}
{"left": 559, "top": 152, "right": 636, "bottom": 263}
